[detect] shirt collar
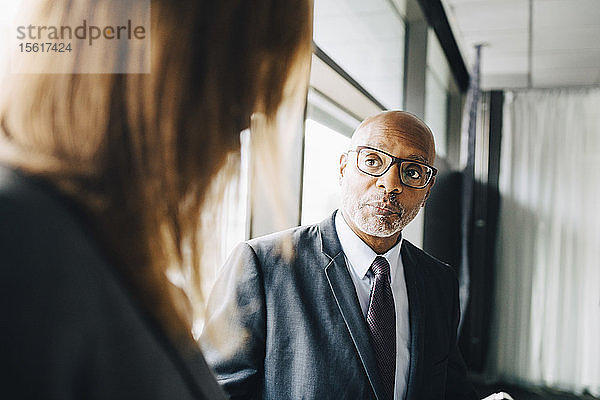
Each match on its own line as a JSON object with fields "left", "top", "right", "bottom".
{"left": 335, "top": 211, "right": 403, "bottom": 281}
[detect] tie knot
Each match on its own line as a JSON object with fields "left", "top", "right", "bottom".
{"left": 371, "top": 256, "right": 390, "bottom": 277}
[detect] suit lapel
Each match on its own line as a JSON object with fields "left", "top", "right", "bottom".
{"left": 401, "top": 241, "right": 425, "bottom": 400}
{"left": 319, "top": 212, "right": 387, "bottom": 400}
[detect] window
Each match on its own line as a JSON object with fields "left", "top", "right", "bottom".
{"left": 313, "top": 0, "right": 406, "bottom": 109}
{"left": 301, "top": 119, "right": 351, "bottom": 225}
{"left": 425, "top": 29, "right": 455, "bottom": 159}
{"left": 300, "top": 90, "right": 358, "bottom": 225}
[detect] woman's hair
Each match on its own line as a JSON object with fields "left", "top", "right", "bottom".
{"left": 0, "top": 0, "right": 312, "bottom": 341}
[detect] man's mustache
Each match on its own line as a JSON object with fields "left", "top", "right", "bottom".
{"left": 362, "top": 193, "right": 403, "bottom": 214}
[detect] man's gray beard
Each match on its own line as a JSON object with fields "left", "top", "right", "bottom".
{"left": 341, "top": 195, "right": 421, "bottom": 238}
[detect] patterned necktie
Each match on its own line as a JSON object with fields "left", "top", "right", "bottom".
{"left": 366, "top": 256, "right": 396, "bottom": 400}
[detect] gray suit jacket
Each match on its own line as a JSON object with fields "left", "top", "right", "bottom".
{"left": 202, "top": 211, "right": 478, "bottom": 400}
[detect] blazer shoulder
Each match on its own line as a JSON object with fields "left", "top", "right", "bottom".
{"left": 1, "top": 167, "right": 225, "bottom": 400}
{"left": 245, "top": 222, "right": 321, "bottom": 257}
{"left": 0, "top": 166, "right": 129, "bottom": 319}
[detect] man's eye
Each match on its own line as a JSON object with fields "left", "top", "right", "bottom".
{"left": 404, "top": 168, "right": 422, "bottom": 180}
{"left": 365, "top": 158, "right": 381, "bottom": 167}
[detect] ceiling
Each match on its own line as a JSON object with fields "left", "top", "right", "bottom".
{"left": 440, "top": 0, "right": 600, "bottom": 89}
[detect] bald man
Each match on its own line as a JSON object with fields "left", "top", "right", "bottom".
{"left": 201, "top": 111, "right": 478, "bottom": 400}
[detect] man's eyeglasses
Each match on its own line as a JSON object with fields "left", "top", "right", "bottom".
{"left": 347, "top": 146, "right": 437, "bottom": 189}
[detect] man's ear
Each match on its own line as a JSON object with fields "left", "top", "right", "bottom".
{"left": 339, "top": 153, "right": 347, "bottom": 179}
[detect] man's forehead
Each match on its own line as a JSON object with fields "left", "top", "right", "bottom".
{"left": 353, "top": 119, "right": 433, "bottom": 149}
{"left": 357, "top": 111, "right": 429, "bottom": 133}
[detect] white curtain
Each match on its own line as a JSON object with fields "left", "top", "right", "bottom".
{"left": 488, "top": 88, "right": 600, "bottom": 396}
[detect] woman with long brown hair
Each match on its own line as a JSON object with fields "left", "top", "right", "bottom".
{"left": 0, "top": 0, "right": 312, "bottom": 398}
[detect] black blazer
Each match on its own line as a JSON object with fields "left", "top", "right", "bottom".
{"left": 0, "top": 166, "right": 225, "bottom": 400}
{"left": 202, "top": 211, "right": 478, "bottom": 400}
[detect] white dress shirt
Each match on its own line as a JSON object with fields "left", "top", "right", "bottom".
{"left": 335, "top": 211, "right": 411, "bottom": 400}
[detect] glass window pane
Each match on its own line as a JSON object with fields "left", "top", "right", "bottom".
{"left": 425, "top": 29, "right": 452, "bottom": 159}
{"left": 313, "top": 0, "right": 406, "bottom": 109}
{"left": 425, "top": 69, "right": 449, "bottom": 158}
{"left": 301, "top": 119, "right": 351, "bottom": 225}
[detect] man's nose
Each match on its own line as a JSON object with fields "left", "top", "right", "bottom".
{"left": 376, "top": 163, "right": 403, "bottom": 193}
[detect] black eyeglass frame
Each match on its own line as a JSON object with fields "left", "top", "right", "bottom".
{"left": 347, "top": 145, "right": 438, "bottom": 189}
